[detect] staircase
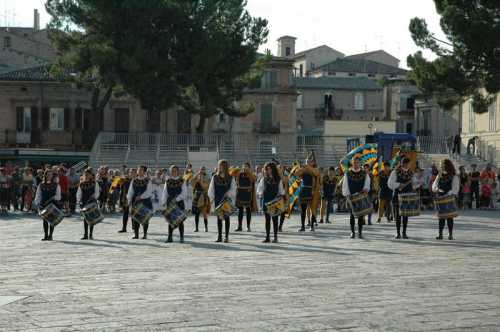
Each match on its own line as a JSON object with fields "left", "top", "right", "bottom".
{"left": 420, "top": 153, "right": 490, "bottom": 170}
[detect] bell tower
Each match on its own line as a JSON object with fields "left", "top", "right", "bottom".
{"left": 277, "top": 36, "right": 297, "bottom": 58}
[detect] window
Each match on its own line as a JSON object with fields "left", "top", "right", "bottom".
{"left": 310, "top": 63, "right": 315, "bottom": 70}
{"left": 354, "top": 92, "right": 364, "bottom": 111}
{"left": 218, "top": 112, "right": 225, "bottom": 123}
{"left": 296, "top": 93, "right": 303, "bottom": 109}
{"left": 299, "top": 64, "right": 304, "bottom": 77}
{"left": 349, "top": 72, "right": 356, "bottom": 77}
{"left": 261, "top": 70, "right": 279, "bottom": 89}
{"left": 328, "top": 71, "right": 336, "bottom": 76}
{"left": 285, "top": 47, "right": 291, "bottom": 56}
{"left": 489, "top": 98, "right": 497, "bottom": 132}
{"left": 3, "top": 36, "right": 11, "bottom": 48}
{"left": 260, "top": 103, "right": 273, "bottom": 127}
{"left": 49, "top": 108, "right": 64, "bottom": 131}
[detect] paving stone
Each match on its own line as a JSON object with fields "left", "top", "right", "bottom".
{"left": 0, "top": 210, "right": 500, "bottom": 331}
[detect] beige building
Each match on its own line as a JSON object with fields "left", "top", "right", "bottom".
{"left": 0, "top": 10, "right": 55, "bottom": 74}
{"left": 0, "top": 58, "right": 297, "bottom": 149}
{"left": 295, "top": 77, "right": 384, "bottom": 134}
{"left": 414, "top": 95, "right": 461, "bottom": 137}
{"left": 460, "top": 94, "right": 500, "bottom": 166}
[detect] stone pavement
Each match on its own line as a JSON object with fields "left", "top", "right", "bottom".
{"left": 1, "top": 210, "right": 500, "bottom": 332}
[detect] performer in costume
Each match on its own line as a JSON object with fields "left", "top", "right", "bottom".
{"left": 76, "top": 168, "right": 100, "bottom": 240}
{"left": 294, "top": 154, "right": 321, "bottom": 232}
{"left": 342, "top": 157, "right": 370, "bottom": 239}
{"left": 162, "top": 165, "right": 187, "bottom": 243}
{"left": 68, "top": 167, "right": 80, "bottom": 214}
{"left": 388, "top": 157, "right": 419, "bottom": 239}
{"left": 20, "top": 167, "right": 35, "bottom": 212}
{"left": 34, "top": 170, "right": 61, "bottom": 241}
{"left": 235, "top": 162, "right": 257, "bottom": 232}
{"left": 127, "top": 165, "right": 153, "bottom": 239}
{"left": 377, "top": 162, "right": 393, "bottom": 223}
{"left": 319, "top": 167, "right": 336, "bottom": 224}
{"left": 278, "top": 164, "right": 289, "bottom": 232}
{"left": 208, "top": 160, "right": 236, "bottom": 243}
{"left": 184, "top": 165, "right": 193, "bottom": 213}
{"left": 0, "top": 167, "right": 11, "bottom": 214}
{"left": 432, "top": 159, "right": 459, "bottom": 240}
{"left": 257, "top": 162, "right": 285, "bottom": 243}
{"left": 469, "top": 164, "right": 480, "bottom": 209}
{"left": 118, "top": 168, "right": 135, "bottom": 233}
{"left": 191, "top": 166, "right": 210, "bottom": 232}
{"left": 97, "top": 166, "right": 109, "bottom": 212}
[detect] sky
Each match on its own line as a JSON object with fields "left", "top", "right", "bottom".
{"left": 2, "top": 0, "right": 446, "bottom": 68}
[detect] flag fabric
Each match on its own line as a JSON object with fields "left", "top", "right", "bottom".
{"left": 285, "top": 165, "right": 302, "bottom": 218}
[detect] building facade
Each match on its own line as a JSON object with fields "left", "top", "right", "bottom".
{"left": 460, "top": 94, "right": 500, "bottom": 165}
{"left": 344, "top": 50, "right": 400, "bottom": 68}
{"left": 414, "top": 95, "right": 461, "bottom": 137}
{"left": 295, "top": 77, "right": 384, "bottom": 134}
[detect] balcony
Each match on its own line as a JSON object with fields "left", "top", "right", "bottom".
{"left": 1, "top": 129, "right": 98, "bottom": 150}
{"left": 253, "top": 122, "right": 281, "bottom": 134}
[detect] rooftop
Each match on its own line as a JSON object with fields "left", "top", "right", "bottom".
{"left": 293, "top": 45, "right": 345, "bottom": 59}
{"left": 345, "top": 49, "right": 400, "bottom": 62}
{"left": 0, "top": 64, "right": 71, "bottom": 82}
{"left": 314, "top": 58, "right": 407, "bottom": 76}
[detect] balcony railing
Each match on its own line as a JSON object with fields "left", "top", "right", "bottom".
{"left": 0, "top": 129, "right": 98, "bottom": 150}
{"left": 253, "top": 122, "right": 281, "bottom": 134}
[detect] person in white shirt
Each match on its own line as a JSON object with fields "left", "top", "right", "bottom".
{"left": 208, "top": 160, "right": 236, "bottom": 243}
{"left": 388, "top": 157, "right": 420, "bottom": 239}
{"left": 162, "top": 165, "right": 187, "bottom": 243}
{"left": 432, "top": 159, "right": 460, "bottom": 240}
{"left": 76, "top": 168, "right": 100, "bottom": 240}
{"left": 342, "top": 157, "right": 370, "bottom": 239}
{"left": 257, "top": 162, "right": 285, "bottom": 243}
{"left": 34, "top": 170, "right": 62, "bottom": 241}
{"left": 127, "top": 165, "right": 153, "bottom": 240}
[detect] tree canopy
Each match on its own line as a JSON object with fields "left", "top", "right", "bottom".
{"left": 45, "top": 0, "right": 269, "bottom": 132}
{"left": 408, "top": 0, "right": 500, "bottom": 112}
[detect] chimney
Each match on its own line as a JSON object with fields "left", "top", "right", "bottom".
{"left": 34, "top": 9, "right": 40, "bottom": 31}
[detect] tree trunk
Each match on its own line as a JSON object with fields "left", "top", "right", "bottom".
{"left": 196, "top": 115, "right": 206, "bottom": 134}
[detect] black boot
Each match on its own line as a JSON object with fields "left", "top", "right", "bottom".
{"left": 142, "top": 223, "right": 148, "bottom": 239}
{"left": 350, "top": 215, "right": 356, "bottom": 238}
{"left": 224, "top": 218, "right": 230, "bottom": 243}
{"left": 436, "top": 219, "right": 445, "bottom": 240}
{"left": 216, "top": 218, "right": 223, "bottom": 242}
{"left": 395, "top": 220, "right": 401, "bottom": 239}
{"left": 204, "top": 218, "right": 208, "bottom": 232}
{"left": 402, "top": 218, "right": 408, "bottom": 239}
{"left": 132, "top": 222, "right": 139, "bottom": 239}
{"left": 447, "top": 219, "right": 454, "bottom": 240}
{"left": 358, "top": 219, "right": 364, "bottom": 239}
{"left": 166, "top": 225, "right": 173, "bottom": 243}
{"left": 179, "top": 223, "right": 185, "bottom": 243}
{"left": 194, "top": 214, "right": 200, "bottom": 232}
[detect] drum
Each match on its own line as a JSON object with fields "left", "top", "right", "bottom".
{"left": 398, "top": 193, "right": 421, "bottom": 217}
{"left": 162, "top": 201, "right": 187, "bottom": 229}
{"left": 348, "top": 192, "right": 373, "bottom": 218}
{"left": 265, "top": 196, "right": 285, "bottom": 217}
{"left": 130, "top": 202, "right": 153, "bottom": 225}
{"left": 39, "top": 203, "right": 64, "bottom": 227}
{"left": 435, "top": 195, "right": 458, "bottom": 219}
{"left": 215, "top": 198, "right": 235, "bottom": 218}
{"left": 81, "top": 202, "right": 104, "bottom": 226}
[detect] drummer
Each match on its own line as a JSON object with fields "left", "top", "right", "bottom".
{"left": 342, "top": 156, "right": 370, "bottom": 239}
{"left": 76, "top": 168, "right": 100, "bottom": 240}
{"left": 162, "top": 165, "right": 187, "bottom": 243}
{"left": 432, "top": 159, "right": 459, "bottom": 240}
{"left": 191, "top": 166, "right": 210, "bottom": 232}
{"left": 293, "top": 153, "right": 321, "bottom": 232}
{"left": 127, "top": 165, "right": 153, "bottom": 240}
{"left": 34, "top": 169, "right": 62, "bottom": 241}
{"left": 235, "top": 162, "right": 257, "bottom": 232}
{"left": 388, "top": 157, "right": 418, "bottom": 239}
{"left": 257, "top": 162, "right": 285, "bottom": 243}
{"left": 208, "top": 159, "right": 236, "bottom": 243}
